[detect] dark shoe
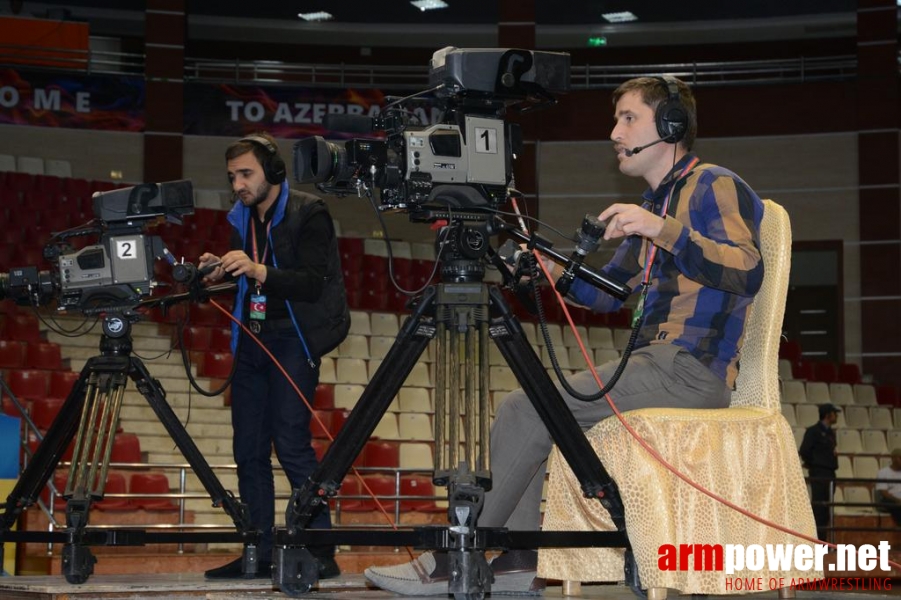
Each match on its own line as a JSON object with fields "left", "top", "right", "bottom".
{"left": 489, "top": 550, "right": 546, "bottom": 595}
{"left": 204, "top": 556, "right": 273, "bottom": 579}
{"left": 318, "top": 555, "right": 341, "bottom": 579}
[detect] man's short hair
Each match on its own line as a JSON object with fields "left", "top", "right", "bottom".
{"left": 612, "top": 76, "right": 698, "bottom": 151}
{"left": 225, "top": 131, "right": 280, "bottom": 166}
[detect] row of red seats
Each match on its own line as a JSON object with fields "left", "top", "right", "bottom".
{"left": 0, "top": 172, "right": 118, "bottom": 196}
{"left": 0, "top": 340, "right": 64, "bottom": 370}
{"left": 0, "top": 310, "right": 54, "bottom": 341}
{"left": 2, "top": 369, "right": 78, "bottom": 402}
{"left": 337, "top": 473, "right": 443, "bottom": 513}
{"left": 779, "top": 340, "right": 900, "bottom": 406}
{"left": 779, "top": 340, "right": 864, "bottom": 384}
{"left": 44, "top": 470, "right": 177, "bottom": 512}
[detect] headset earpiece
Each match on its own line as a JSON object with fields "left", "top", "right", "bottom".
{"left": 239, "top": 135, "right": 287, "bottom": 185}
{"left": 654, "top": 76, "right": 688, "bottom": 144}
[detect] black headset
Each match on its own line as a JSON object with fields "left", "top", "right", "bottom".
{"left": 239, "top": 135, "right": 287, "bottom": 185}
{"left": 654, "top": 76, "right": 689, "bottom": 144}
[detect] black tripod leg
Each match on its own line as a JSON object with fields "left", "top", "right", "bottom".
{"left": 274, "top": 288, "right": 437, "bottom": 596}
{"left": 0, "top": 369, "right": 90, "bottom": 531}
{"left": 127, "top": 358, "right": 257, "bottom": 551}
{"left": 487, "top": 286, "right": 626, "bottom": 528}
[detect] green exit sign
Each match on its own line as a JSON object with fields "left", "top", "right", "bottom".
{"left": 587, "top": 36, "right": 607, "bottom": 47}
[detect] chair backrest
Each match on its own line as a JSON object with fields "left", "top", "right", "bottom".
{"left": 730, "top": 199, "right": 791, "bottom": 411}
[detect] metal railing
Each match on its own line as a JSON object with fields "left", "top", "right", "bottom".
{"left": 0, "top": 44, "right": 144, "bottom": 75}
{"left": 182, "top": 55, "right": 861, "bottom": 89}
{"left": 0, "top": 41, "right": 888, "bottom": 88}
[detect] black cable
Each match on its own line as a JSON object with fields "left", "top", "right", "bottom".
{"left": 526, "top": 251, "right": 644, "bottom": 402}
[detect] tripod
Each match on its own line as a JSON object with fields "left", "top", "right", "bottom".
{"left": 0, "top": 312, "right": 257, "bottom": 584}
{"left": 271, "top": 221, "right": 637, "bottom": 599}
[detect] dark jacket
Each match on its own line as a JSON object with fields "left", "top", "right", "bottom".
{"left": 799, "top": 421, "right": 838, "bottom": 472}
{"left": 226, "top": 183, "right": 350, "bottom": 360}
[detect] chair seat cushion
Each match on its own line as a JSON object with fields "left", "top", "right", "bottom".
{"left": 539, "top": 406, "right": 821, "bottom": 594}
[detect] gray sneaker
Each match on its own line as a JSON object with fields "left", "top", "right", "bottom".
{"left": 363, "top": 551, "right": 545, "bottom": 596}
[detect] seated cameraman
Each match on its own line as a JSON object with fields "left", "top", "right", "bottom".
{"left": 365, "top": 76, "right": 764, "bottom": 595}
{"left": 199, "top": 132, "right": 349, "bottom": 580}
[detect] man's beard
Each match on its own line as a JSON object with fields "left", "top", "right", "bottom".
{"left": 240, "top": 181, "right": 272, "bottom": 207}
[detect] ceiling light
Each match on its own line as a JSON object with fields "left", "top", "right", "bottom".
{"left": 410, "top": 0, "right": 448, "bottom": 11}
{"left": 297, "top": 12, "right": 333, "bottom": 21}
{"left": 602, "top": 11, "right": 638, "bottom": 23}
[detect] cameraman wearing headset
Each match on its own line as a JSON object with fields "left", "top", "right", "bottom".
{"left": 199, "top": 132, "right": 349, "bottom": 580}
{"left": 365, "top": 76, "right": 765, "bottom": 595}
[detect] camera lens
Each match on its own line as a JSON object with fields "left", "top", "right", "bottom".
{"left": 294, "top": 136, "right": 349, "bottom": 184}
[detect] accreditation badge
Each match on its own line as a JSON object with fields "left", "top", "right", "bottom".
{"left": 249, "top": 293, "right": 267, "bottom": 322}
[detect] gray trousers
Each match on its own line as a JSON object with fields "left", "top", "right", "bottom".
{"left": 480, "top": 343, "right": 732, "bottom": 530}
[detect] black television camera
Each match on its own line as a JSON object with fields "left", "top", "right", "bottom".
{"left": 0, "top": 180, "right": 194, "bottom": 314}
{"left": 293, "top": 47, "right": 570, "bottom": 212}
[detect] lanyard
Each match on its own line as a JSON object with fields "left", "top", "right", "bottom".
{"left": 632, "top": 156, "right": 700, "bottom": 326}
{"left": 250, "top": 217, "right": 272, "bottom": 291}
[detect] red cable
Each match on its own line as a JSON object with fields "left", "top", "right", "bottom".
{"left": 207, "top": 299, "right": 414, "bottom": 559}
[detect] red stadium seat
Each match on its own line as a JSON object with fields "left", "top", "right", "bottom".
{"left": 400, "top": 474, "right": 442, "bottom": 512}
{"left": 110, "top": 433, "right": 142, "bottom": 464}
{"left": 41, "top": 211, "right": 72, "bottom": 233}
{"left": 876, "top": 385, "right": 899, "bottom": 407}
{"left": 311, "top": 439, "right": 330, "bottom": 462}
{"left": 5, "top": 313, "right": 44, "bottom": 343}
{"left": 813, "top": 361, "right": 838, "bottom": 383}
{"left": 310, "top": 410, "right": 333, "bottom": 439}
{"left": 0, "top": 340, "right": 27, "bottom": 368}
{"left": 48, "top": 370, "right": 81, "bottom": 400}
{"left": 363, "top": 441, "right": 399, "bottom": 469}
{"left": 838, "top": 362, "right": 862, "bottom": 385}
{"left": 94, "top": 472, "right": 133, "bottom": 511}
{"left": 792, "top": 360, "right": 816, "bottom": 381}
{"left": 63, "top": 177, "right": 92, "bottom": 198}
{"left": 2, "top": 396, "right": 29, "bottom": 419}
{"left": 338, "top": 237, "right": 364, "bottom": 262}
{"left": 6, "top": 369, "right": 50, "bottom": 400}
{"left": 340, "top": 474, "right": 396, "bottom": 512}
{"left": 202, "top": 352, "right": 234, "bottom": 379}
{"left": 130, "top": 472, "right": 179, "bottom": 510}
{"left": 30, "top": 397, "right": 66, "bottom": 430}
{"left": 190, "top": 301, "right": 227, "bottom": 326}
{"left": 314, "top": 383, "right": 335, "bottom": 409}
{"left": 6, "top": 172, "right": 34, "bottom": 192}
{"left": 26, "top": 342, "right": 62, "bottom": 370}
{"left": 209, "top": 327, "right": 233, "bottom": 352}
{"left": 180, "top": 326, "right": 213, "bottom": 351}
{"left": 42, "top": 470, "right": 70, "bottom": 510}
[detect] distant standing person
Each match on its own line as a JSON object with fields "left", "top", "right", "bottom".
{"left": 799, "top": 403, "right": 841, "bottom": 541}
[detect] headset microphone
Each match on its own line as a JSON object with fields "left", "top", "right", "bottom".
{"left": 623, "top": 134, "right": 674, "bottom": 157}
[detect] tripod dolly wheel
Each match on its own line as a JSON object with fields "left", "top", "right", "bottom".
{"left": 455, "top": 593, "right": 485, "bottom": 600}
{"left": 61, "top": 543, "right": 96, "bottom": 584}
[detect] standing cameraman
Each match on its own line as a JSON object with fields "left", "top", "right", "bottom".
{"left": 365, "top": 76, "right": 765, "bottom": 595}
{"left": 199, "top": 132, "right": 349, "bottom": 579}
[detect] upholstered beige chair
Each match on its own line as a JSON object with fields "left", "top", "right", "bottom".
{"left": 539, "top": 200, "right": 821, "bottom": 598}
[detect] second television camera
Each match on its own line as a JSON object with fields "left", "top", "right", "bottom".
{"left": 0, "top": 180, "right": 194, "bottom": 314}
{"left": 293, "top": 47, "right": 570, "bottom": 211}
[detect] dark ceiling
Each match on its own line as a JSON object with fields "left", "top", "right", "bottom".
{"left": 20, "top": 0, "right": 857, "bottom": 26}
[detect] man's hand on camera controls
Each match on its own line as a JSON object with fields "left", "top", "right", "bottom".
{"left": 599, "top": 203, "right": 665, "bottom": 241}
{"left": 219, "top": 250, "right": 267, "bottom": 284}
{"left": 198, "top": 252, "right": 226, "bottom": 282}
